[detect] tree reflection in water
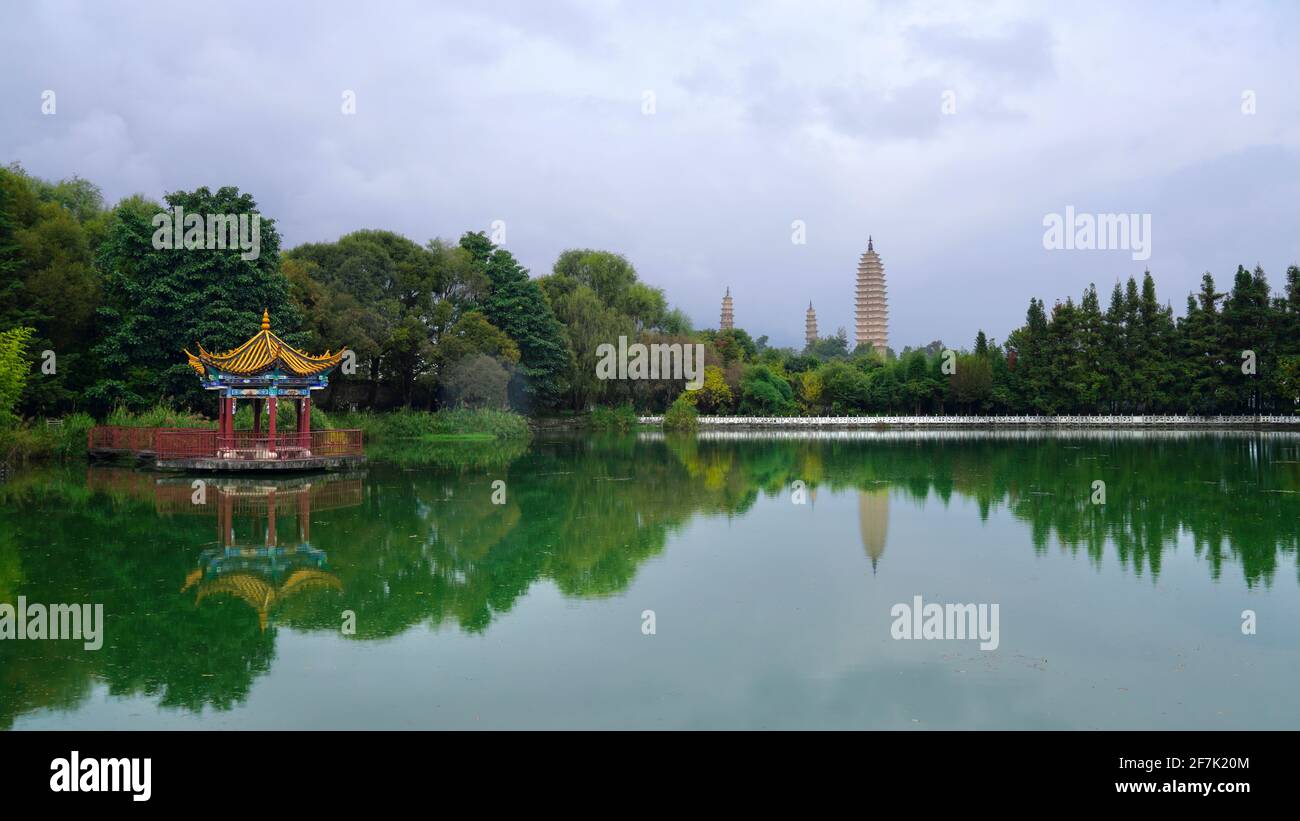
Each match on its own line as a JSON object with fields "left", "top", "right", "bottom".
{"left": 0, "top": 430, "right": 1296, "bottom": 726}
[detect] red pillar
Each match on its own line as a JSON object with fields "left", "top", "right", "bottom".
{"left": 298, "top": 486, "right": 310, "bottom": 543}
{"left": 221, "top": 491, "right": 233, "bottom": 547}
{"left": 301, "top": 396, "right": 311, "bottom": 449}
{"left": 266, "top": 489, "right": 277, "bottom": 546}
{"left": 268, "top": 397, "right": 277, "bottom": 452}
{"left": 253, "top": 398, "right": 262, "bottom": 434}
{"left": 220, "top": 396, "right": 232, "bottom": 443}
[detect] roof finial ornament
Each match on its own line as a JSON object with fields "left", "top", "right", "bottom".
{"left": 868, "top": 235, "right": 873, "bottom": 251}
{"left": 261, "top": 309, "right": 270, "bottom": 331}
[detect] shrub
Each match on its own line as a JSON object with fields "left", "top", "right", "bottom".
{"left": 663, "top": 396, "right": 699, "bottom": 432}
{"left": 105, "top": 403, "right": 211, "bottom": 429}
{"left": 738, "top": 364, "right": 797, "bottom": 415}
{"left": 0, "top": 327, "right": 36, "bottom": 426}
{"left": 590, "top": 404, "right": 638, "bottom": 432}
{"left": 330, "top": 407, "right": 530, "bottom": 440}
{"left": 683, "top": 365, "right": 733, "bottom": 413}
{"left": 231, "top": 401, "right": 335, "bottom": 431}
{"left": 440, "top": 354, "right": 512, "bottom": 409}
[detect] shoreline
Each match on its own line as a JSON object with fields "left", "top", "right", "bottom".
{"left": 637, "top": 414, "right": 1300, "bottom": 430}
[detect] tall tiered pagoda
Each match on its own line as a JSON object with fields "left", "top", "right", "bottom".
{"left": 854, "top": 237, "right": 888, "bottom": 353}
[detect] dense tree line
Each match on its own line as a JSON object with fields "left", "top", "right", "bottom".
{"left": 1, "top": 164, "right": 1297, "bottom": 420}
{"left": 0, "top": 166, "right": 685, "bottom": 418}
{"left": 679, "top": 267, "right": 1299, "bottom": 417}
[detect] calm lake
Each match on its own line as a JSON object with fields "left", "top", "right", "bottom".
{"left": 2, "top": 430, "right": 1299, "bottom": 730}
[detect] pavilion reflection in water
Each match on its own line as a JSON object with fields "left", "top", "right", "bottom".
{"left": 88, "top": 468, "right": 363, "bottom": 630}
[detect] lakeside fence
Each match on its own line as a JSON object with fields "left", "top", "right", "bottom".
{"left": 637, "top": 414, "right": 1300, "bottom": 429}
{"left": 89, "top": 426, "right": 364, "bottom": 461}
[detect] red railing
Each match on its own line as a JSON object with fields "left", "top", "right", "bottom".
{"left": 310, "top": 429, "right": 364, "bottom": 457}
{"left": 87, "top": 425, "right": 171, "bottom": 453}
{"left": 89, "top": 426, "right": 363, "bottom": 461}
{"left": 155, "top": 428, "right": 363, "bottom": 461}
{"left": 155, "top": 428, "right": 218, "bottom": 458}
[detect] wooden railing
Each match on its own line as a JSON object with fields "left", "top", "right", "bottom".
{"left": 155, "top": 429, "right": 218, "bottom": 458}
{"left": 87, "top": 425, "right": 172, "bottom": 453}
{"left": 90, "top": 426, "right": 363, "bottom": 461}
{"left": 310, "top": 429, "right": 364, "bottom": 457}
{"left": 156, "top": 429, "right": 363, "bottom": 460}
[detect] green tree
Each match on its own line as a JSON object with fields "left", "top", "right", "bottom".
{"left": 539, "top": 276, "right": 631, "bottom": 411}
{"left": 819, "top": 360, "right": 870, "bottom": 413}
{"left": 550, "top": 248, "right": 670, "bottom": 330}
{"left": 683, "top": 365, "right": 734, "bottom": 413}
{"left": 440, "top": 354, "right": 512, "bottom": 409}
{"left": 462, "top": 232, "right": 571, "bottom": 410}
{"left": 0, "top": 326, "right": 35, "bottom": 425}
{"left": 706, "top": 327, "right": 757, "bottom": 365}
{"left": 89, "top": 187, "right": 292, "bottom": 412}
{"left": 950, "top": 353, "right": 993, "bottom": 412}
{"left": 288, "top": 231, "right": 485, "bottom": 408}
{"left": 807, "top": 328, "right": 850, "bottom": 360}
{"left": 0, "top": 165, "right": 107, "bottom": 415}
{"left": 1221, "top": 265, "right": 1275, "bottom": 411}
{"left": 738, "top": 364, "right": 796, "bottom": 415}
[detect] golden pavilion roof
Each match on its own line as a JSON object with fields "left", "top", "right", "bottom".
{"left": 185, "top": 310, "right": 347, "bottom": 378}
{"left": 186, "top": 568, "right": 343, "bottom": 632}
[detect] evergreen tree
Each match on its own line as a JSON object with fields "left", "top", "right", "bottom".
{"left": 461, "top": 232, "right": 571, "bottom": 410}
{"left": 89, "top": 187, "right": 291, "bottom": 412}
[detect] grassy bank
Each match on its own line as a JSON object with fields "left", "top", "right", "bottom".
{"left": 331, "top": 408, "right": 531, "bottom": 442}
{"left": 0, "top": 405, "right": 530, "bottom": 465}
{"left": 0, "top": 413, "right": 96, "bottom": 464}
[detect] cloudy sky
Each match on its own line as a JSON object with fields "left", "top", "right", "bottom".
{"left": 3, "top": 0, "right": 1297, "bottom": 348}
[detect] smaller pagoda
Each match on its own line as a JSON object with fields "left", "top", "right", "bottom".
{"left": 720, "top": 288, "right": 735, "bottom": 330}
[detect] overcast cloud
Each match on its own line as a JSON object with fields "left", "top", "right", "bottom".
{"left": 2, "top": 0, "right": 1297, "bottom": 348}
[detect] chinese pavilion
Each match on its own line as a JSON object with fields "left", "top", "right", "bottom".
{"left": 87, "top": 309, "right": 362, "bottom": 470}
{"left": 185, "top": 310, "right": 346, "bottom": 458}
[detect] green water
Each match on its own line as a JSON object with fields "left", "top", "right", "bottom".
{"left": 2, "top": 430, "right": 1298, "bottom": 730}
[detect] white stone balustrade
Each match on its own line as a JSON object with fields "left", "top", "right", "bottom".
{"left": 638, "top": 414, "right": 1299, "bottom": 428}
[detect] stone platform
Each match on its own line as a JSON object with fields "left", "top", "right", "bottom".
{"left": 153, "top": 455, "right": 366, "bottom": 472}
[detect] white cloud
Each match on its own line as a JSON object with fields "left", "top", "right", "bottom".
{"left": 1, "top": 0, "right": 1296, "bottom": 348}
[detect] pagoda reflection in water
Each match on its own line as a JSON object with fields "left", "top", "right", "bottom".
{"left": 858, "top": 489, "right": 889, "bottom": 574}
{"left": 88, "top": 468, "right": 361, "bottom": 630}
{"left": 179, "top": 475, "right": 360, "bottom": 630}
